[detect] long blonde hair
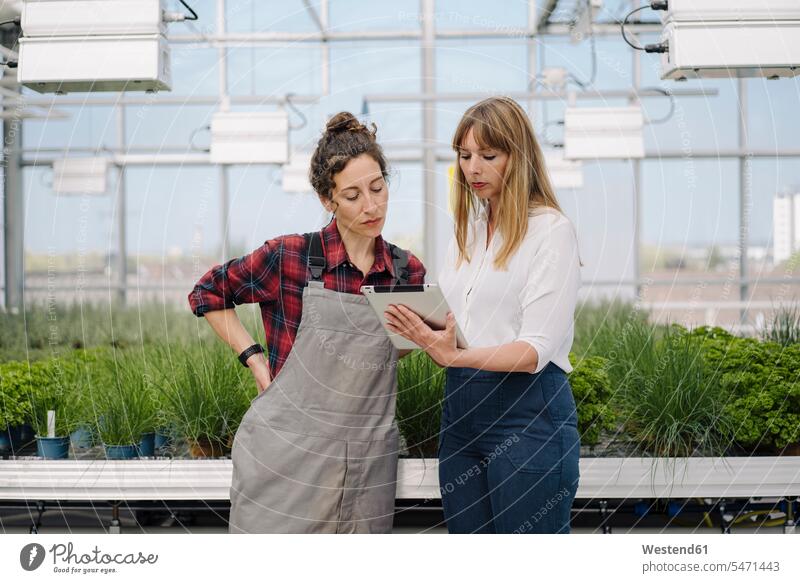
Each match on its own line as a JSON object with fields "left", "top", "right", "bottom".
{"left": 451, "top": 96, "right": 570, "bottom": 270}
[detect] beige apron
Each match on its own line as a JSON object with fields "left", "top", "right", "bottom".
{"left": 228, "top": 231, "right": 406, "bottom": 533}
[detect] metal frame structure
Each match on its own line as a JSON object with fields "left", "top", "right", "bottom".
{"left": 2, "top": 0, "right": 797, "bottom": 325}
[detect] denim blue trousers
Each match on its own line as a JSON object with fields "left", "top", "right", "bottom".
{"left": 438, "top": 362, "right": 581, "bottom": 533}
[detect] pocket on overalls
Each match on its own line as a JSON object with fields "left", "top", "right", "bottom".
{"left": 304, "top": 334, "right": 397, "bottom": 416}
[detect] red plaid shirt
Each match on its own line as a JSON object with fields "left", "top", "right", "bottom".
{"left": 188, "top": 218, "right": 426, "bottom": 377}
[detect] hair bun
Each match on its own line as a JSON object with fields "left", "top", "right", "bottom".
{"left": 325, "top": 111, "right": 376, "bottom": 138}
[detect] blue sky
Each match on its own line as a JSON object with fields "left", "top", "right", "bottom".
{"left": 15, "top": 0, "right": 800, "bottom": 283}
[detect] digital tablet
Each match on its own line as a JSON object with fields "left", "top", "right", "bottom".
{"left": 360, "top": 284, "right": 469, "bottom": 350}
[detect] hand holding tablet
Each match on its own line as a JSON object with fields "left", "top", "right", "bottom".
{"left": 360, "top": 284, "right": 469, "bottom": 350}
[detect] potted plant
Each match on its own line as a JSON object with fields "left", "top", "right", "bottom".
{"left": 396, "top": 350, "right": 444, "bottom": 458}
{"left": 0, "top": 361, "right": 36, "bottom": 454}
{"left": 67, "top": 346, "right": 115, "bottom": 450}
{"left": 92, "top": 352, "right": 158, "bottom": 460}
{"left": 0, "top": 361, "right": 31, "bottom": 453}
{"left": 156, "top": 341, "right": 252, "bottom": 458}
{"left": 28, "top": 358, "right": 84, "bottom": 459}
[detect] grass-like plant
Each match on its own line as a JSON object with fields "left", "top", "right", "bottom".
{"left": 760, "top": 300, "right": 800, "bottom": 347}
{"left": 27, "top": 357, "right": 85, "bottom": 438}
{"left": 92, "top": 350, "right": 159, "bottom": 446}
{"left": 396, "top": 351, "right": 445, "bottom": 458}
{"left": 608, "top": 320, "right": 734, "bottom": 459}
{"left": 153, "top": 341, "right": 253, "bottom": 456}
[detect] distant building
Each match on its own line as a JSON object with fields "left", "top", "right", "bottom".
{"left": 773, "top": 190, "right": 800, "bottom": 264}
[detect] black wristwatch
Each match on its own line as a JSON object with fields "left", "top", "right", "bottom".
{"left": 238, "top": 343, "right": 265, "bottom": 367}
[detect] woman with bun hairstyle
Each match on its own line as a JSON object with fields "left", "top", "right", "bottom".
{"left": 188, "top": 112, "right": 426, "bottom": 533}
{"left": 385, "top": 96, "right": 582, "bottom": 533}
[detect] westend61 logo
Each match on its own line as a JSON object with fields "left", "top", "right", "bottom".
{"left": 20, "top": 542, "right": 158, "bottom": 574}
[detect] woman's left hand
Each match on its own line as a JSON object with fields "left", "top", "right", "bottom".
{"left": 384, "top": 305, "right": 460, "bottom": 367}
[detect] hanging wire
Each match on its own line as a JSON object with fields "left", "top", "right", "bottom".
{"left": 620, "top": 5, "right": 652, "bottom": 51}
{"left": 284, "top": 93, "right": 308, "bottom": 131}
{"left": 641, "top": 87, "right": 676, "bottom": 124}
{"left": 178, "top": 0, "right": 199, "bottom": 21}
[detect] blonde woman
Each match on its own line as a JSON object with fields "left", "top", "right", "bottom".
{"left": 385, "top": 96, "right": 582, "bottom": 533}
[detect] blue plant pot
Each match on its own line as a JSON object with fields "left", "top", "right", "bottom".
{"left": 137, "top": 432, "right": 155, "bottom": 457}
{"left": 19, "top": 423, "right": 35, "bottom": 445}
{"left": 104, "top": 443, "right": 140, "bottom": 460}
{"left": 36, "top": 436, "right": 71, "bottom": 459}
{"left": 154, "top": 430, "right": 172, "bottom": 450}
{"left": 70, "top": 425, "right": 94, "bottom": 449}
{"left": 1, "top": 425, "right": 24, "bottom": 453}
{"left": 0, "top": 425, "right": 18, "bottom": 451}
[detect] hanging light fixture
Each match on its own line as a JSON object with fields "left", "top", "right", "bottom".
{"left": 16, "top": 0, "right": 187, "bottom": 93}
{"left": 563, "top": 105, "right": 644, "bottom": 160}
{"left": 52, "top": 157, "right": 109, "bottom": 195}
{"left": 209, "top": 111, "right": 289, "bottom": 165}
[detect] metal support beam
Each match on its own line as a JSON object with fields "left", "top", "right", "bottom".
{"left": 2, "top": 101, "right": 23, "bottom": 313}
{"left": 421, "top": 0, "right": 438, "bottom": 275}
{"left": 363, "top": 87, "right": 718, "bottom": 107}
{"left": 114, "top": 106, "right": 127, "bottom": 305}
{"left": 738, "top": 77, "right": 751, "bottom": 325}
{"left": 217, "top": 0, "right": 230, "bottom": 263}
{"left": 162, "top": 23, "right": 662, "bottom": 45}
{"left": 631, "top": 0, "right": 642, "bottom": 300}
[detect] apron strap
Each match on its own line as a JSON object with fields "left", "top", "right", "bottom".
{"left": 305, "top": 231, "right": 326, "bottom": 283}
{"left": 387, "top": 243, "right": 409, "bottom": 286}
{"left": 304, "top": 230, "right": 410, "bottom": 286}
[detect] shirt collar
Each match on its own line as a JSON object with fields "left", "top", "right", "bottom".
{"left": 321, "top": 218, "right": 395, "bottom": 277}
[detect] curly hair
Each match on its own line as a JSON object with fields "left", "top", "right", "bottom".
{"left": 309, "top": 111, "right": 389, "bottom": 201}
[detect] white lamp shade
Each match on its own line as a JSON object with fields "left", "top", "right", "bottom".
{"left": 210, "top": 111, "right": 289, "bottom": 165}
{"left": 282, "top": 152, "right": 314, "bottom": 193}
{"left": 52, "top": 157, "right": 109, "bottom": 195}
{"left": 564, "top": 106, "right": 644, "bottom": 160}
{"left": 544, "top": 150, "right": 584, "bottom": 189}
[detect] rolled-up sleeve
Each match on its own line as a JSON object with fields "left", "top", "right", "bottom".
{"left": 516, "top": 217, "right": 581, "bottom": 373}
{"left": 188, "top": 239, "right": 280, "bottom": 317}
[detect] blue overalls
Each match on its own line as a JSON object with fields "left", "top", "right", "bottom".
{"left": 438, "top": 361, "right": 580, "bottom": 533}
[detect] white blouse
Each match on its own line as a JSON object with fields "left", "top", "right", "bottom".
{"left": 437, "top": 206, "right": 582, "bottom": 374}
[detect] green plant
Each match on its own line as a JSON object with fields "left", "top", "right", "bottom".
{"left": 689, "top": 326, "right": 800, "bottom": 452}
{"left": 0, "top": 361, "right": 41, "bottom": 428}
{"left": 395, "top": 351, "right": 445, "bottom": 457}
{"left": 609, "top": 320, "right": 734, "bottom": 458}
{"left": 760, "top": 300, "right": 800, "bottom": 347}
{"left": 571, "top": 299, "right": 651, "bottom": 361}
{"left": 0, "top": 300, "right": 265, "bottom": 362}
{"left": 91, "top": 350, "right": 159, "bottom": 446}
{"left": 154, "top": 341, "right": 253, "bottom": 452}
{"left": 567, "top": 354, "right": 616, "bottom": 447}
{"left": 27, "top": 356, "right": 85, "bottom": 438}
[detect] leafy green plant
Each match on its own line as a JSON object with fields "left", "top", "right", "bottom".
{"left": 689, "top": 326, "right": 800, "bottom": 453}
{"left": 0, "top": 361, "right": 41, "bottom": 428}
{"left": 396, "top": 351, "right": 445, "bottom": 457}
{"left": 567, "top": 354, "right": 616, "bottom": 447}
{"left": 609, "top": 320, "right": 734, "bottom": 458}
